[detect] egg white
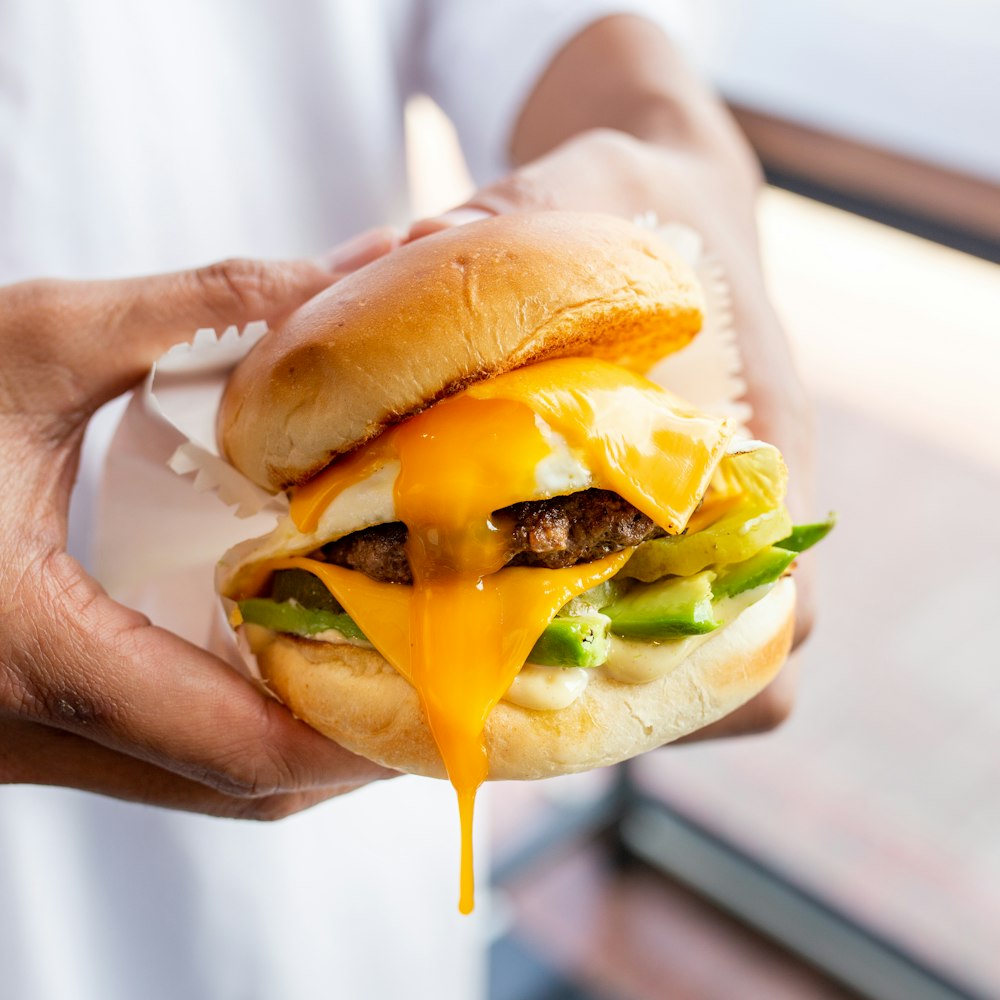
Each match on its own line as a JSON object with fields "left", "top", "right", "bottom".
{"left": 245, "top": 421, "right": 591, "bottom": 564}
{"left": 241, "top": 424, "right": 761, "bottom": 568}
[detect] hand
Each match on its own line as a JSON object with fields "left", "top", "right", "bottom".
{"left": 0, "top": 228, "right": 403, "bottom": 818}
{"left": 410, "top": 126, "right": 813, "bottom": 738}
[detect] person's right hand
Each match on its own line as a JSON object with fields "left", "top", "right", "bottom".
{"left": 0, "top": 230, "right": 402, "bottom": 819}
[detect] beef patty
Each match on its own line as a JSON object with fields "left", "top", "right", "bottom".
{"left": 314, "top": 489, "right": 666, "bottom": 585}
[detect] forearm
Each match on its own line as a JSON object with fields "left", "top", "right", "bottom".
{"left": 511, "top": 15, "right": 761, "bottom": 233}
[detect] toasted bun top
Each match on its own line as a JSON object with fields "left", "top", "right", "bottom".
{"left": 219, "top": 211, "right": 703, "bottom": 492}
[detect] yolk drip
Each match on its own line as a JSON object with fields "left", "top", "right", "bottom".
{"left": 268, "top": 550, "right": 629, "bottom": 913}
{"left": 284, "top": 358, "right": 734, "bottom": 913}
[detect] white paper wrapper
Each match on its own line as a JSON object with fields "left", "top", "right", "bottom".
{"left": 94, "top": 222, "right": 751, "bottom": 681}
{"left": 639, "top": 218, "right": 751, "bottom": 426}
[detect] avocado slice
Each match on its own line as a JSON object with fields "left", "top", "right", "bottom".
{"left": 271, "top": 568, "right": 343, "bottom": 611}
{"left": 238, "top": 598, "right": 611, "bottom": 668}
{"left": 527, "top": 614, "right": 611, "bottom": 668}
{"left": 775, "top": 516, "right": 836, "bottom": 553}
{"left": 238, "top": 598, "right": 368, "bottom": 641}
{"left": 601, "top": 571, "right": 719, "bottom": 638}
{"left": 712, "top": 547, "right": 796, "bottom": 600}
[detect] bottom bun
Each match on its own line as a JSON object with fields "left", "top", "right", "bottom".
{"left": 252, "top": 578, "right": 796, "bottom": 780}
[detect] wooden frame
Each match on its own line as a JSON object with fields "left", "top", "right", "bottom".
{"left": 731, "top": 105, "right": 1000, "bottom": 247}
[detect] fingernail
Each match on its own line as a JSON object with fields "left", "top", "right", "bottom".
{"left": 434, "top": 207, "right": 494, "bottom": 228}
{"left": 407, "top": 207, "right": 496, "bottom": 243}
{"left": 315, "top": 225, "right": 403, "bottom": 273}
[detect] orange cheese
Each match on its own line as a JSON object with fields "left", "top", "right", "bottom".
{"left": 279, "top": 358, "right": 733, "bottom": 912}
{"left": 468, "top": 358, "right": 731, "bottom": 533}
{"left": 270, "top": 551, "right": 629, "bottom": 912}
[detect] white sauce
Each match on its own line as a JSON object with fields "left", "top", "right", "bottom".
{"left": 503, "top": 664, "right": 590, "bottom": 711}
{"left": 310, "top": 629, "right": 373, "bottom": 648}
{"left": 499, "top": 583, "right": 775, "bottom": 710}
{"left": 602, "top": 584, "right": 774, "bottom": 684}
{"left": 603, "top": 632, "right": 712, "bottom": 685}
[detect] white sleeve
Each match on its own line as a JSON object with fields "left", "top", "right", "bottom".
{"left": 415, "top": 0, "right": 696, "bottom": 184}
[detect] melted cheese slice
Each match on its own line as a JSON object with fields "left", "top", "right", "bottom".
{"left": 267, "top": 550, "right": 629, "bottom": 913}
{"left": 278, "top": 358, "right": 733, "bottom": 913}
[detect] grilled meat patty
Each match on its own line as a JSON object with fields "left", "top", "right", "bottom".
{"left": 315, "top": 489, "right": 666, "bottom": 585}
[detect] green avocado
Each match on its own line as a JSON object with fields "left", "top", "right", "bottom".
{"left": 527, "top": 614, "right": 611, "bottom": 668}
{"left": 238, "top": 598, "right": 368, "bottom": 641}
{"left": 238, "top": 598, "right": 610, "bottom": 668}
{"left": 775, "top": 516, "right": 836, "bottom": 553}
{"left": 711, "top": 546, "right": 796, "bottom": 600}
{"left": 601, "top": 571, "right": 719, "bottom": 638}
{"left": 271, "top": 569, "right": 342, "bottom": 611}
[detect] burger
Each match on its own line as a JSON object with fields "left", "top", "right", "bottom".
{"left": 215, "top": 211, "right": 828, "bottom": 912}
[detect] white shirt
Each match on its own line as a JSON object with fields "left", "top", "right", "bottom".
{"left": 0, "top": 3, "right": 687, "bottom": 998}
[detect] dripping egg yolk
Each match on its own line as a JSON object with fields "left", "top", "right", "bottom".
{"left": 282, "top": 357, "right": 733, "bottom": 913}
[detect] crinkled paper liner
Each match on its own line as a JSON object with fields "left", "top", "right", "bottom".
{"left": 94, "top": 221, "right": 751, "bottom": 685}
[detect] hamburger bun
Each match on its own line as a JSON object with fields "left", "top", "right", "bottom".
{"left": 218, "top": 210, "right": 796, "bottom": 786}
{"left": 219, "top": 211, "right": 704, "bottom": 492}
{"left": 245, "top": 577, "right": 795, "bottom": 780}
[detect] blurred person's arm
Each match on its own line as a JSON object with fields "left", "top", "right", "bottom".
{"left": 413, "top": 15, "right": 813, "bottom": 736}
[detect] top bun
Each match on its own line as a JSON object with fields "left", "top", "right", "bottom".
{"left": 219, "top": 211, "right": 704, "bottom": 492}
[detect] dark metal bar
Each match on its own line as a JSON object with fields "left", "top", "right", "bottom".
{"left": 763, "top": 168, "right": 1000, "bottom": 264}
{"left": 616, "top": 793, "right": 985, "bottom": 1000}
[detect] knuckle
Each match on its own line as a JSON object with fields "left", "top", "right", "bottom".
{"left": 205, "top": 706, "right": 301, "bottom": 800}
{"left": 472, "top": 170, "right": 559, "bottom": 215}
{"left": 5, "top": 552, "right": 127, "bottom": 735}
{"left": 567, "top": 126, "right": 652, "bottom": 169}
{"left": 195, "top": 258, "right": 278, "bottom": 319}
{"left": 194, "top": 751, "right": 270, "bottom": 799}
{"left": 230, "top": 792, "right": 315, "bottom": 823}
{"left": 0, "top": 280, "right": 92, "bottom": 430}
{"left": 0, "top": 658, "right": 29, "bottom": 721}
{"left": 5, "top": 279, "right": 62, "bottom": 333}
{"left": 577, "top": 125, "right": 639, "bottom": 154}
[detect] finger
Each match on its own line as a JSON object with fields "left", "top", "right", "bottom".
{"left": 408, "top": 131, "right": 654, "bottom": 240}
{"left": 15, "top": 553, "right": 395, "bottom": 799}
{"left": 790, "top": 563, "right": 815, "bottom": 650}
{"left": 92, "top": 228, "right": 404, "bottom": 407}
{"left": 86, "top": 257, "right": 344, "bottom": 407}
{"left": 0, "top": 717, "right": 383, "bottom": 820}
{"left": 407, "top": 207, "right": 495, "bottom": 242}
{"left": 0, "top": 260, "right": 340, "bottom": 424}
{"left": 313, "top": 224, "right": 402, "bottom": 274}
{"left": 677, "top": 653, "right": 800, "bottom": 743}
{"left": 746, "top": 393, "right": 816, "bottom": 650}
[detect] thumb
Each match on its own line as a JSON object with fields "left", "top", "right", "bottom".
{"left": 86, "top": 257, "right": 339, "bottom": 408}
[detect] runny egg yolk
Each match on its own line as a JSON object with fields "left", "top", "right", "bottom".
{"left": 286, "top": 357, "right": 733, "bottom": 913}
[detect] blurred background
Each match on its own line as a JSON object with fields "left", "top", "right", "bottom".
{"left": 408, "top": 3, "right": 1000, "bottom": 998}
